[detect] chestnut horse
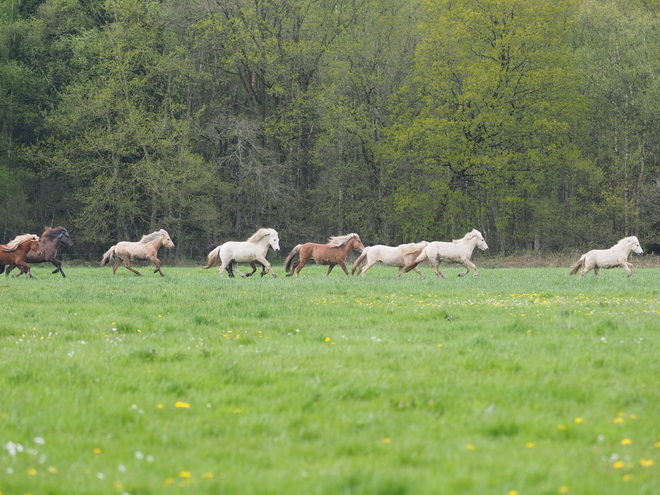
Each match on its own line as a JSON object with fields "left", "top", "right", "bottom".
{"left": 3, "top": 226, "right": 73, "bottom": 277}
{"left": 285, "top": 233, "right": 365, "bottom": 277}
{"left": 100, "top": 229, "right": 174, "bottom": 276}
{"left": 0, "top": 234, "right": 42, "bottom": 278}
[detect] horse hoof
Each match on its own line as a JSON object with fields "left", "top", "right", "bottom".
{"left": 286, "top": 273, "right": 293, "bottom": 277}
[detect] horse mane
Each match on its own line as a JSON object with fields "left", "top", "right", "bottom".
{"left": 453, "top": 229, "right": 482, "bottom": 244}
{"left": 247, "top": 228, "right": 273, "bottom": 243}
{"left": 139, "top": 230, "right": 166, "bottom": 244}
{"left": 615, "top": 236, "right": 637, "bottom": 246}
{"left": 2, "top": 234, "right": 39, "bottom": 252}
{"left": 327, "top": 233, "right": 358, "bottom": 247}
{"left": 43, "top": 226, "right": 67, "bottom": 238}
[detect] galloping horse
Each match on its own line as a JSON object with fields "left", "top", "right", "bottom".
{"left": 351, "top": 241, "right": 429, "bottom": 278}
{"left": 0, "top": 234, "right": 42, "bottom": 278}
{"left": 100, "top": 229, "right": 175, "bottom": 276}
{"left": 405, "top": 229, "right": 488, "bottom": 278}
{"left": 203, "top": 228, "right": 280, "bottom": 278}
{"left": 206, "top": 243, "right": 265, "bottom": 277}
{"left": 3, "top": 226, "right": 73, "bottom": 277}
{"left": 570, "top": 236, "right": 643, "bottom": 278}
{"left": 285, "top": 233, "right": 365, "bottom": 277}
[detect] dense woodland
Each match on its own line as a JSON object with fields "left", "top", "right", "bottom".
{"left": 2, "top": 0, "right": 660, "bottom": 259}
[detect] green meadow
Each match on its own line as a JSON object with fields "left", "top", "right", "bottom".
{"left": 0, "top": 264, "right": 658, "bottom": 494}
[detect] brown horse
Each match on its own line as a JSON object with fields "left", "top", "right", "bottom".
{"left": 3, "top": 226, "right": 73, "bottom": 277}
{"left": 0, "top": 234, "right": 42, "bottom": 278}
{"left": 100, "top": 229, "right": 174, "bottom": 276}
{"left": 285, "top": 233, "right": 365, "bottom": 277}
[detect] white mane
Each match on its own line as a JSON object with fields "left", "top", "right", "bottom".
{"left": 328, "top": 233, "right": 358, "bottom": 247}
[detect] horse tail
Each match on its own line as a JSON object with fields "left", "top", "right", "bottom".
{"left": 100, "top": 245, "right": 116, "bottom": 266}
{"left": 570, "top": 255, "right": 585, "bottom": 276}
{"left": 202, "top": 246, "right": 221, "bottom": 269}
{"left": 284, "top": 244, "right": 302, "bottom": 273}
{"left": 351, "top": 248, "right": 369, "bottom": 275}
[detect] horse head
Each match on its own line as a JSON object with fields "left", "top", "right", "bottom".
{"left": 58, "top": 227, "right": 74, "bottom": 247}
{"left": 629, "top": 236, "right": 643, "bottom": 255}
{"left": 160, "top": 229, "right": 175, "bottom": 249}
{"left": 268, "top": 230, "right": 280, "bottom": 251}
{"left": 31, "top": 239, "right": 43, "bottom": 256}
{"left": 351, "top": 234, "right": 365, "bottom": 252}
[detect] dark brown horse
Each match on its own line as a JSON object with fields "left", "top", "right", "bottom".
{"left": 3, "top": 226, "right": 73, "bottom": 277}
{"left": 284, "top": 233, "right": 365, "bottom": 277}
{"left": 0, "top": 234, "right": 42, "bottom": 278}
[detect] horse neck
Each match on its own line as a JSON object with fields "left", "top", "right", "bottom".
{"left": 341, "top": 238, "right": 359, "bottom": 254}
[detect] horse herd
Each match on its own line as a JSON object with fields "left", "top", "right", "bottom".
{"left": 0, "top": 226, "right": 646, "bottom": 280}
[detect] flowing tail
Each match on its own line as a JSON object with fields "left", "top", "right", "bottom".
{"left": 284, "top": 244, "right": 302, "bottom": 274}
{"left": 351, "top": 248, "right": 369, "bottom": 275}
{"left": 202, "top": 246, "right": 221, "bottom": 269}
{"left": 403, "top": 248, "right": 428, "bottom": 273}
{"left": 100, "top": 245, "right": 116, "bottom": 266}
{"left": 570, "top": 255, "right": 585, "bottom": 275}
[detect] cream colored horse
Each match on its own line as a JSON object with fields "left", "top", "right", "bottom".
{"left": 570, "top": 236, "right": 643, "bottom": 278}
{"left": 351, "top": 241, "right": 429, "bottom": 278}
{"left": 203, "top": 228, "right": 280, "bottom": 278}
{"left": 405, "top": 229, "right": 488, "bottom": 278}
{"left": 100, "top": 229, "right": 175, "bottom": 276}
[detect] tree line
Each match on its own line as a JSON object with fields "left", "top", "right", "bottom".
{"left": 1, "top": 0, "right": 659, "bottom": 259}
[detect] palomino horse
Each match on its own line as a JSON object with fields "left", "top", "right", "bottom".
{"left": 3, "top": 226, "right": 73, "bottom": 277}
{"left": 570, "top": 236, "right": 643, "bottom": 278}
{"left": 351, "top": 241, "right": 429, "bottom": 278}
{"left": 285, "top": 233, "right": 365, "bottom": 277}
{"left": 203, "top": 228, "right": 280, "bottom": 278}
{"left": 100, "top": 229, "right": 175, "bottom": 276}
{"left": 405, "top": 229, "right": 488, "bottom": 278}
{"left": 0, "top": 234, "right": 42, "bottom": 278}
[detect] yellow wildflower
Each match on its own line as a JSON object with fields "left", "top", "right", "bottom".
{"left": 175, "top": 402, "right": 190, "bottom": 409}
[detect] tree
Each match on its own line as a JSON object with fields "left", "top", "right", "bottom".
{"left": 385, "top": 0, "right": 590, "bottom": 250}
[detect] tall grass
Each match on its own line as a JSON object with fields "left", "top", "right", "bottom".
{"left": 0, "top": 264, "right": 658, "bottom": 494}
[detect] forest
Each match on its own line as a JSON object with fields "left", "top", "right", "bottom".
{"left": 1, "top": 0, "right": 660, "bottom": 259}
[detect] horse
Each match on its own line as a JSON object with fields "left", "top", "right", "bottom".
{"left": 404, "top": 229, "right": 488, "bottom": 278}
{"left": 570, "top": 236, "right": 643, "bottom": 278}
{"left": 285, "top": 233, "right": 365, "bottom": 277}
{"left": 351, "top": 241, "right": 429, "bottom": 278}
{"left": 100, "top": 229, "right": 175, "bottom": 276}
{"left": 202, "top": 228, "right": 280, "bottom": 278}
{"left": 3, "top": 226, "right": 73, "bottom": 278}
{"left": 206, "top": 243, "right": 266, "bottom": 277}
{"left": 0, "top": 234, "right": 42, "bottom": 278}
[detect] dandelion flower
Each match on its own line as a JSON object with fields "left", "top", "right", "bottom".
{"left": 466, "top": 444, "right": 476, "bottom": 451}
{"left": 559, "top": 486, "right": 569, "bottom": 493}
{"left": 640, "top": 459, "right": 654, "bottom": 467}
{"left": 325, "top": 337, "right": 331, "bottom": 342}
{"left": 509, "top": 491, "right": 519, "bottom": 495}
{"left": 574, "top": 417, "right": 583, "bottom": 424}
{"left": 623, "top": 474, "right": 632, "bottom": 481}
{"left": 526, "top": 442, "right": 535, "bottom": 449}
{"left": 613, "top": 461, "right": 625, "bottom": 469}
{"left": 203, "top": 472, "right": 214, "bottom": 479}
{"left": 614, "top": 417, "right": 624, "bottom": 423}
{"left": 27, "top": 468, "right": 37, "bottom": 475}
{"left": 165, "top": 477, "right": 175, "bottom": 486}
{"left": 180, "top": 471, "right": 192, "bottom": 478}
{"left": 382, "top": 438, "right": 392, "bottom": 444}
{"left": 621, "top": 438, "right": 632, "bottom": 446}
{"left": 175, "top": 402, "right": 190, "bottom": 409}
{"left": 93, "top": 448, "right": 102, "bottom": 454}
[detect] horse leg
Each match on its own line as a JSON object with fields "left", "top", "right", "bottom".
{"left": 50, "top": 258, "right": 65, "bottom": 277}
{"left": 146, "top": 256, "right": 164, "bottom": 276}
{"left": 244, "top": 262, "right": 258, "bottom": 277}
{"left": 412, "top": 266, "right": 426, "bottom": 279}
{"left": 361, "top": 260, "right": 377, "bottom": 277}
{"left": 431, "top": 260, "right": 446, "bottom": 279}
{"left": 225, "top": 263, "right": 235, "bottom": 278}
{"left": 254, "top": 256, "right": 277, "bottom": 278}
{"left": 458, "top": 261, "right": 478, "bottom": 277}
{"left": 112, "top": 259, "right": 122, "bottom": 275}
{"left": 325, "top": 264, "right": 336, "bottom": 276}
{"left": 122, "top": 258, "right": 142, "bottom": 276}
{"left": 623, "top": 262, "right": 634, "bottom": 277}
{"left": 13, "top": 262, "right": 31, "bottom": 278}
{"left": 338, "top": 261, "right": 350, "bottom": 276}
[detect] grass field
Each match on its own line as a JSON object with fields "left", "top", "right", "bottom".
{"left": 0, "top": 262, "right": 658, "bottom": 494}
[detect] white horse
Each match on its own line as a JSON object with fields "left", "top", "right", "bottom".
{"left": 351, "top": 241, "right": 429, "bottom": 278}
{"left": 405, "top": 229, "right": 488, "bottom": 278}
{"left": 570, "top": 236, "right": 643, "bottom": 278}
{"left": 100, "top": 229, "right": 175, "bottom": 276}
{"left": 203, "top": 228, "right": 280, "bottom": 278}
